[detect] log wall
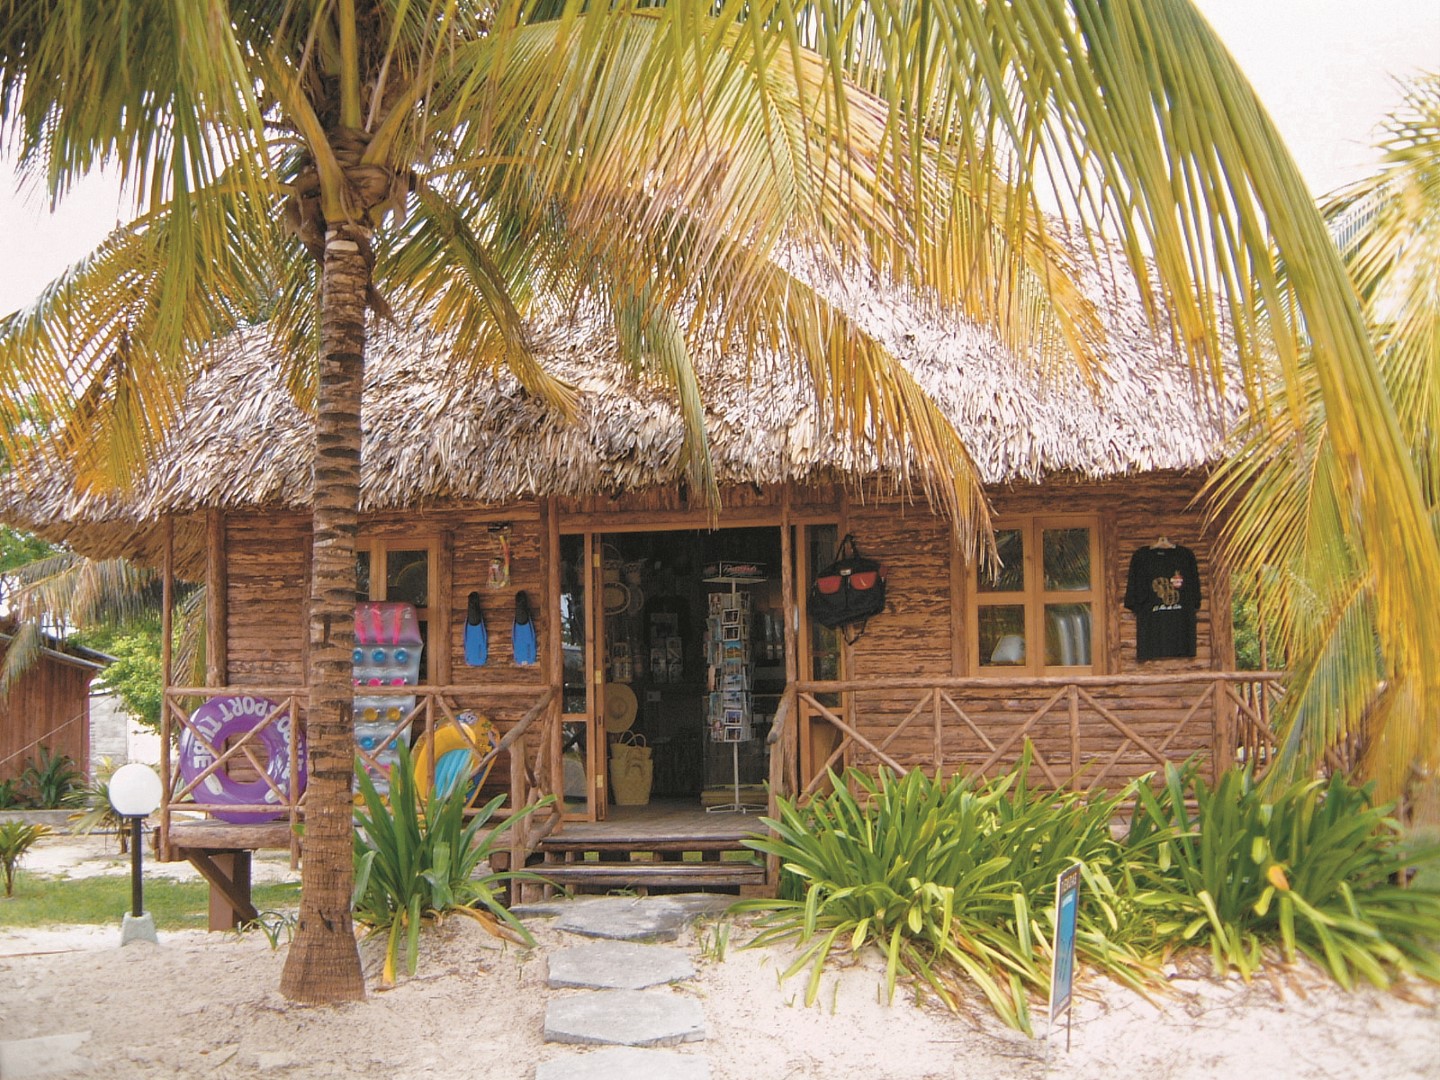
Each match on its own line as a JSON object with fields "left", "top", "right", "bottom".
{"left": 0, "top": 644, "right": 96, "bottom": 783}
{"left": 225, "top": 512, "right": 311, "bottom": 687}
{"left": 834, "top": 471, "right": 1227, "bottom": 786}
{"left": 217, "top": 470, "right": 1229, "bottom": 792}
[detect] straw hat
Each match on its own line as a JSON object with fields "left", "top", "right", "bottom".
{"left": 603, "top": 683, "right": 638, "bottom": 733}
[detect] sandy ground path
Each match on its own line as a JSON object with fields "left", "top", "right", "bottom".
{"left": 2, "top": 836, "right": 1437, "bottom": 1079}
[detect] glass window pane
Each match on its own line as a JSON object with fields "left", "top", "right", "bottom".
{"left": 561, "top": 720, "right": 589, "bottom": 814}
{"left": 979, "top": 529, "right": 1025, "bottom": 593}
{"left": 386, "top": 549, "right": 429, "bottom": 608}
{"left": 1043, "top": 528, "right": 1091, "bottom": 591}
{"left": 1044, "top": 603, "right": 1092, "bottom": 666}
{"left": 355, "top": 549, "right": 372, "bottom": 600}
{"left": 979, "top": 605, "right": 1027, "bottom": 666}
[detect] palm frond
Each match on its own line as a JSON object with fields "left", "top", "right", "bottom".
{"left": 1211, "top": 72, "right": 1440, "bottom": 793}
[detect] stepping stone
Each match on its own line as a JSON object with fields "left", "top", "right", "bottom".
{"left": 536, "top": 1047, "right": 710, "bottom": 1080}
{"left": 512, "top": 896, "right": 605, "bottom": 920}
{"left": 554, "top": 896, "right": 730, "bottom": 943}
{"left": 544, "top": 989, "right": 705, "bottom": 1047}
{"left": 0, "top": 1032, "right": 94, "bottom": 1079}
{"left": 549, "top": 941, "right": 696, "bottom": 990}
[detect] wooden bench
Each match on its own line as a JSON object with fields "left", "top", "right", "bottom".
{"left": 165, "top": 821, "right": 295, "bottom": 931}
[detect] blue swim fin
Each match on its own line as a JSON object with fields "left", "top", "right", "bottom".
{"left": 464, "top": 591, "right": 488, "bottom": 666}
{"left": 513, "top": 590, "right": 538, "bottom": 666}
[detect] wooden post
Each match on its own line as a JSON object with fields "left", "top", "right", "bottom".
{"left": 162, "top": 515, "right": 174, "bottom": 689}
{"left": 949, "top": 532, "right": 965, "bottom": 676}
{"left": 207, "top": 851, "right": 252, "bottom": 931}
{"left": 932, "top": 686, "right": 943, "bottom": 781}
{"left": 160, "top": 516, "right": 174, "bottom": 860}
{"left": 205, "top": 510, "right": 228, "bottom": 687}
{"left": 779, "top": 488, "right": 797, "bottom": 796}
{"left": 288, "top": 693, "right": 301, "bottom": 867}
{"left": 1209, "top": 545, "right": 1236, "bottom": 783}
{"left": 780, "top": 487, "right": 798, "bottom": 685}
{"left": 543, "top": 499, "right": 565, "bottom": 809}
{"left": 1068, "top": 684, "right": 1081, "bottom": 788}
{"left": 433, "top": 531, "right": 454, "bottom": 687}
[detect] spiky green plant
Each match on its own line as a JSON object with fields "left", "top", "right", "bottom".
{"left": 740, "top": 754, "right": 1154, "bottom": 1033}
{"left": 351, "top": 743, "right": 547, "bottom": 985}
{"left": 65, "top": 757, "right": 128, "bottom": 853}
{"left": 1125, "top": 764, "right": 1440, "bottom": 988}
{"left": 0, "top": 821, "right": 50, "bottom": 897}
{"left": 20, "top": 747, "right": 82, "bottom": 809}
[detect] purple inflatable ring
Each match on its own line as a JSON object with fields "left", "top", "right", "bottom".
{"left": 178, "top": 695, "right": 306, "bottom": 824}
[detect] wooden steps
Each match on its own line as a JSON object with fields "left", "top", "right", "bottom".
{"left": 525, "top": 824, "right": 770, "bottom": 897}
{"left": 527, "top": 860, "right": 766, "bottom": 891}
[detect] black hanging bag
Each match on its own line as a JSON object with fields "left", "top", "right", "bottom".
{"left": 808, "top": 534, "right": 887, "bottom": 639}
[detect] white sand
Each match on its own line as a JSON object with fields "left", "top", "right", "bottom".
{"left": 2, "top": 835, "right": 1437, "bottom": 1079}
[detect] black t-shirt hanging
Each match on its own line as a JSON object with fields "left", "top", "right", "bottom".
{"left": 1124, "top": 545, "right": 1201, "bottom": 660}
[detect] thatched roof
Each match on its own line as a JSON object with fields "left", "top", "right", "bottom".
{"left": 2, "top": 248, "right": 1243, "bottom": 567}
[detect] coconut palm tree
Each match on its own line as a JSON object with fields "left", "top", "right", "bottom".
{"left": 1214, "top": 73, "right": 1440, "bottom": 796}
{"left": 1, "top": 0, "right": 1436, "bottom": 1003}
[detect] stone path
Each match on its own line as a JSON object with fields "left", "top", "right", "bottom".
{"left": 521, "top": 895, "right": 731, "bottom": 1080}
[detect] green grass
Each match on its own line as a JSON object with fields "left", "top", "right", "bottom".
{"left": 0, "top": 873, "right": 300, "bottom": 929}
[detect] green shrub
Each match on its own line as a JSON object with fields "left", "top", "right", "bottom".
{"left": 65, "top": 757, "right": 128, "bottom": 853}
{"left": 21, "top": 747, "right": 83, "bottom": 808}
{"left": 0, "top": 821, "right": 50, "bottom": 897}
{"left": 0, "top": 778, "right": 21, "bottom": 809}
{"left": 1126, "top": 764, "right": 1440, "bottom": 988}
{"left": 740, "top": 754, "right": 1153, "bottom": 1033}
{"left": 740, "top": 754, "right": 1440, "bottom": 1034}
{"left": 351, "top": 743, "right": 547, "bottom": 984}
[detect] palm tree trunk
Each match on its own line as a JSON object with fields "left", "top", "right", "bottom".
{"left": 280, "top": 224, "right": 370, "bottom": 1003}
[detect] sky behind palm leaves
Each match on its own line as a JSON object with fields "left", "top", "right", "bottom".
{"left": 0, "top": 0, "right": 1435, "bottom": 317}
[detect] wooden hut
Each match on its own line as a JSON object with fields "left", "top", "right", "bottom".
{"left": 0, "top": 625, "right": 109, "bottom": 787}
{"left": 1, "top": 260, "right": 1283, "bottom": 903}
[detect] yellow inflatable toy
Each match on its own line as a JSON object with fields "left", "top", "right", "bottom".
{"left": 413, "top": 716, "right": 499, "bottom": 808}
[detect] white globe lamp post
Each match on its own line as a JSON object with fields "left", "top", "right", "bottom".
{"left": 108, "top": 763, "right": 163, "bottom": 945}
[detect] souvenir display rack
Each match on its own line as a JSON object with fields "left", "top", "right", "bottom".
{"left": 703, "top": 564, "right": 767, "bottom": 813}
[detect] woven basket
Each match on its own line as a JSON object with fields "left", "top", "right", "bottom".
{"left": 610, "top": 733, "right": 653, "bottom": 806}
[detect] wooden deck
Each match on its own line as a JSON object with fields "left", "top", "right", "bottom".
{"left": 548, "top": 799, "right": 764, "bottom": 845}
{"left": 524, "top": 798, "right": 769, "bottom": 898}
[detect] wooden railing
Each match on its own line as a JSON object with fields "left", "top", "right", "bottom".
{"left": 768, "top": 672, "right": 1287, "bottom": 800}
{"left": 159, "top": 683, "right": 563, "bottom": 874}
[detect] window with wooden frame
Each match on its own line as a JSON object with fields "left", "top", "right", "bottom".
{"left": 355, "top": 536, "right": 440, "bottom": 680}
{"left": 971, "top": 517, "right": 1102, "bottom": 675}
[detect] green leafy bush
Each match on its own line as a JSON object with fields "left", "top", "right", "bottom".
{"left": 0, "top": 821, "right": 50, "bottom": 897}
{"left": 20, "top": 747, "right": 82, "bottom": 808}
{"left": 0, "top": 778, "right": 21, "bottom": 809}
{"left": 352, "top": 742, "right": 546, "bottom": 984}
{"left": 740, "top": 755, "right": 1153, "bottom": 1033}
{"left": 1126, "top": 764, "right": 1440, "bottom": 988}
{"left": 741, "top": 754, "right": 1440, "bottom": 1033}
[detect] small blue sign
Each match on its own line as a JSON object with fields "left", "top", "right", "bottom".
{"left": 1050, "top": 863, "right": 1082, "bottom": 1027}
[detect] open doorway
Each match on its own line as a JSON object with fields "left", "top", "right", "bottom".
{"left": 563, "top": 526, "right": 787, "bottom": 820}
